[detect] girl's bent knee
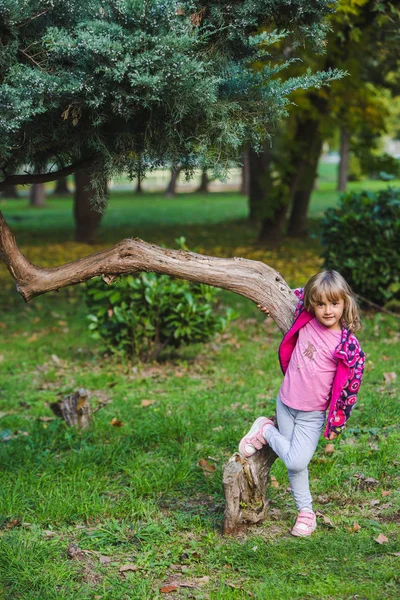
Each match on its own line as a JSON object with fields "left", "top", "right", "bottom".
{"left": 286, "top": 458, "right": 309, "bottom": 472}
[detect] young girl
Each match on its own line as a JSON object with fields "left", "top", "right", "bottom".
{"left": 238, "top": 270, "right": 365, "bottom": 537}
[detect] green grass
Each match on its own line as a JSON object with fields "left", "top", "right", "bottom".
{"left": 0, "top": 166, "right": 399, "bottom": 599}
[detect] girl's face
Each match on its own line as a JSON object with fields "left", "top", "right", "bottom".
{"left": 313, "top": 293, "right": 344, "bottom": 331}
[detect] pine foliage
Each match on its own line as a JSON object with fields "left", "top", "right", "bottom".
{"left": 0, "top": 0, "right": 342, "bottom": 203}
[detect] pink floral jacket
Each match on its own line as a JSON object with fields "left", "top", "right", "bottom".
{"left": 278, "top": 289, "right": 366, "bottom": 439}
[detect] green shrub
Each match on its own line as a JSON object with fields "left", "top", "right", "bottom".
{"left": 321, "top": 187, "right": 400, "bottom": 306}
{"left": 84, "top": 271, "right": 235, "bottom": 361}
{"left": 359, "top": 152, "right": 400, "bottom": 180}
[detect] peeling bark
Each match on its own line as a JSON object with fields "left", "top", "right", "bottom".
{"left": 50, "top": 389, "right": 92, "bottom": 428}
{"left": 223, "top": 445, "right": 277, "bottom": 535}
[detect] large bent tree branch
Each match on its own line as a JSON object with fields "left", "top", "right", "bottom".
{"left": 0, "top": 157, "right": 97, "bottom": 190}
{"left": 0, "top": 211, "right": 297, "bottom": 534}
{"left": 0, "top": 211, "right": 297, "bottom": 331}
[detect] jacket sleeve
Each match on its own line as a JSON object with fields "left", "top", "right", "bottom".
{"left": 292, "top": 288, "right": 304, "bottom": 320}
{"left": 327, "top": 350, "right": 366, "bottom": 437}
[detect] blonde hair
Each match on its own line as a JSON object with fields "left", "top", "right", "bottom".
{"left": 303, "top": 270, "right": 361, "bottom": 332}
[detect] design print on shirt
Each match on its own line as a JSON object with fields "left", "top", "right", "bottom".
{"left": 303, "top": 341, "right": 316, "bottom": 360}
{"left": 296, "top": 339, "right": 317, "bottom": 376}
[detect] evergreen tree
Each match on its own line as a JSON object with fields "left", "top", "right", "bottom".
{"left": 0, "top": 0, "right": 341, "bottom": 209}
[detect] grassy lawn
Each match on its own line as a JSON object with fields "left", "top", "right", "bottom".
{"left": 0, "top": 168, "right": 399, "bottom": 599}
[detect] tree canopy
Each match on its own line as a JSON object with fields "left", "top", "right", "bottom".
{"left": 0, "top": 0, "right": 341, "bottom": 203}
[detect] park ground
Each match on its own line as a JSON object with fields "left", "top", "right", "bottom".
{"left": 0, "top": 165, "right": 399, "bottom": 599}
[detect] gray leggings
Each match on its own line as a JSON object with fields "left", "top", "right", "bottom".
{"left": 264, "top": 395, "right": 326, "bottom": 511}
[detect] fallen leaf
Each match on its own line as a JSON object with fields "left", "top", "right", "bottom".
{"left": 391, "top": 552, "right": 400, "bottom": 557}
{"left": 352, "top": 522, "right": 361, "bottom": 532}
{"left": 67, "top": 544, "right": 86, "bottom": 561}
{"left": 109, "top": 418, "right": 124, "bottom": 427}
{"left": 119, "top": 564, "right": 138, "bottom": 573}
{"left": 99, "top": 555, "right": 112, "bottom": 564}
{"left": 270, "top": 475, "right": 280, "bottom": 488}
{"left": 178, "top": 577, "right": 210, "bottom": 588}
{"left": 199, "top": 458, "right": 216, "bottom": 474}
{"left": 375, "top": 534, "right": 389, "bottom": 544}
{"left": 343, "top": 437, "right": 356, "bottom": 446}
{"left": 383, "top": 372, "right": 397, "bottom": 384}
{"left": 43, "top": 530, "right": 57, "bottom": 538}
{"left": 5, "top": 518, "right": 21, "bottom": 529}
{"left": 0, "top": 411, "right": 8, "bottom": 419}
{"left": 225, "top": 582, "right": 244, "bottom": 591}
{"left": 315, "top": 511, "right": 335, "bottom": 527}
{"left": 381, "top": 490, "right": 392, "bottom": 497}
{"left": 370, "top": 499, "right": 380, "bottom": 507}
{"left": 39, "top": 416, "right": 55, "bottom": 422}
{"left": 325, "top": 443, "right": 335, "bottom": 454}
{"left": 160, "top": 584, "right": 179, "bottom": 593}
{"left": 51, "top": 354, "right": 62, "bottom": 366}
{"left": 141, "top": 399, "right": 156, "bottom": 407}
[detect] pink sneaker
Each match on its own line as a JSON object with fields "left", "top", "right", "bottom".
{"left": 238, "top": 416, "right": 274, "bottom": 458}
{"left": 291, "top": 510, "right": 317, "bottom": 537}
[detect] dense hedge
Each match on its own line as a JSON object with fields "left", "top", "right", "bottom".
{"left": 321, "top": 187, "right": 400, "bottom": 307}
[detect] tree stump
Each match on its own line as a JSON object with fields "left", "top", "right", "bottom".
{"left": 50, "top": 388, "right": 92, "bottom": 428}
{"left": 223, "top": 444, "right": 277, "bottom": 535}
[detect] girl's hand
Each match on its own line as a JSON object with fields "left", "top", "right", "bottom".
{"left": 257, "top": 304, "right": 270, "bottom": 316}
{"left": 329, "top": 432, "right": 338, "bottom": 440}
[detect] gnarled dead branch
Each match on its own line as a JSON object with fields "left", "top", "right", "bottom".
{"left": 0, "top": 211, "right": 296, "bottom": 332}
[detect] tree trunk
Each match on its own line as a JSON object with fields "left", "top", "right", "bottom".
{"left": 196, "top": 169, "right": 209, "bottom": 193}
{"left": 248, "top": 145, "right": 289, "bottom": 243}
{"left": 29, "top": 183, "right": 46, "bottom": 207}
{"left": 240, "top": 148, "right": 250, "bottom": 196}
{"left": 1, "top": 185, "right": 19, "bottom": 199}
{"left": 53, "top": 177, "right": 71, "bottom": 195}
{"left": 164, "top": 167, "right": 182, "bottom": 198}
{"left": 0, "top": 209, "right": 298, "bottom": 535}
{"left": 258, "top": 203, "right": 288, "bottom": 244}
{"left": 337, "top": 127, "right": 350, "bottom": 192}
{"left": 223, "top": 444, "right": 277, "bottom": 534}
{"left": 74, "top": 169, "right": 104, "bottom": 243}
{"left": 50, "top": 389, "right": 92, "bottom": 429}
{"left": 136, "top": 173, "right": 143, "bottom": 194}
{"left": 287, "top": 122, "right": 323, "bottom": 238}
